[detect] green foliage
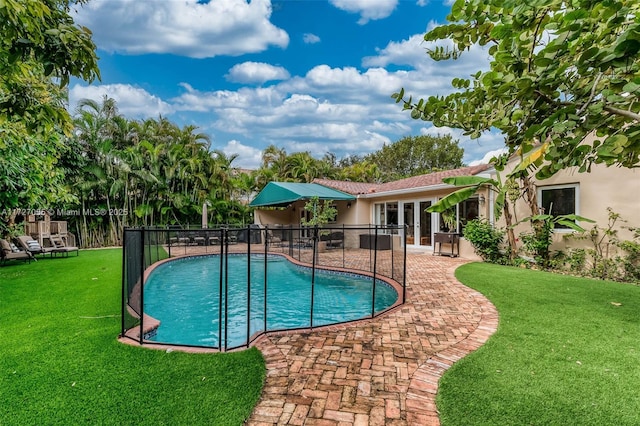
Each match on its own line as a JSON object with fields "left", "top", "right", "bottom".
{"left": 0, "top": 0, "right": 99, "bottom": 134}
{"left": 364, "top": 134, "right": 464, "bottom": 181}
{"left": 618, "top": 227, "right": 640, "bottom": 282}
{"left": 519, "top": 220, "right": 553, "bottom": 268}
{"left": 518, "top": 214, "right": 593, "bottom": 268}
{"left": 64, "top": 99, "right": 256, "bottom": 246}
{"left": 258, "top": 145, "right": 340, "bottom": 185}
{"left": 427, "top": 170, "right": 519, "bottom": 259}
{"left": 0, "top": 0, "right": 99, "bottom": 235}
{"left": 441, "top": 207, "right": 457, "bottom": 232}
{"left": 393, "top": 0, "right": 640, "bottom": 178}
{"left": 256, "top": 135, "right": 463, "bottom": 186}
{"left": 462, "top": 218, "right": 507, "bottom": 264}
{"left": 300, "top": 196, "right": 337, "bottom": 229}
{"left": 557, "top": 208, "right": 640, "bottom": 283}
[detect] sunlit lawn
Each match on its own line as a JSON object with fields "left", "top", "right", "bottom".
{"left": 440, "top": 263, "right": 640, "bottom": 425}
{"left": 0, "top": 249, "right": 265, "bottom": 425}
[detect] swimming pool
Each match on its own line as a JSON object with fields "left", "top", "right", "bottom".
{"left": 143, "top": 254, "right": 398, "bottom": 348}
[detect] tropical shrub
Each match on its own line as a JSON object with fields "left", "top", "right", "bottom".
{"left": 563, "top": 209, "right": 640, "bottom": 283}
{"left": 462, "top": 219, "right": 507, "bottom": 264}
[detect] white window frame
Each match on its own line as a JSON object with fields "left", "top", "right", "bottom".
{"left": 537, "top": 183, "right": 580, "bottom": 233}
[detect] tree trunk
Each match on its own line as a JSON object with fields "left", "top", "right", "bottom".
{"left": 503, "top": 201, "right": 518, "bottom": 260}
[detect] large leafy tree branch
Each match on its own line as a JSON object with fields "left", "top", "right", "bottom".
{"left": 1, "top": 0, "right": 100, "bottom": 134}
{"left": 0, "top": 0, "right": 100, "bottom": 235}
{"left": 393, "top": 0, "right": 640, "bottom": 178}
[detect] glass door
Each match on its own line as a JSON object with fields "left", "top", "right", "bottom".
{"left": 419, "top": 201, "right": 432, "bottom": 247}
{"left": 403, "top": 202, "right": 415, "bottom": 245}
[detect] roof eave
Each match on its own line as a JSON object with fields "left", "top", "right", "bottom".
{"left": 356, "top": 183, "right": 454, "bottom": 199}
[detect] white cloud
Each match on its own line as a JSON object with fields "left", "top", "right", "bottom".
{"left": 363, "top": 25, "right": 491, "bottom": 80}
{"left": 67, "top": 18, "right": 505, "bottom": 169}
{"left": 73, "top": 0, "right": 289, "bottom": 58}
{"left": 221, "top": 140, "right": 263, "bottom": 169}
{"left": 468, "top": 147, "right": 509, "bottom": 166}
{"left": 226, "top": 62, "right": 290, "bottom": 84}
{"left": 68, "top": 83, "right": 172, "bottom": 118}
{"left": 329, "top": 0, "right": 398, "bottom": 24}
{"left": 362, "top": 32, "right": 428, "bottom": 69}
{"left": 303, "top": 33, "right": 321, "bottom": 44}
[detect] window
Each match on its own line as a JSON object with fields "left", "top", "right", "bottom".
{"left": 460, "top": 197, "right": 479, "bottom": 232}
{"left": 437, "top": 197, "right": 480, "bottom": 233}
{"left": 374, "top": 202, "right": 398, "bottom": 234}
{"left": 538, "top": 184, "right": 579, "bottom": 230}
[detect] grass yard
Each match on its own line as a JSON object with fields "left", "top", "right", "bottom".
{"left": 0, "top": 249, "right": 265, "bottom": 425}
{"left": 440, "top": 262, "right": 640, "bottom": 425}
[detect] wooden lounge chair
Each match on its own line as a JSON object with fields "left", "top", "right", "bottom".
{"left": 49, "top": 236, "right": 79, "bottom": 257}
{"left": 15, "top": 236, "right": 55, "bottom": 257}
{"left": 0, "top": 239, "right": 33, "bottom": 265}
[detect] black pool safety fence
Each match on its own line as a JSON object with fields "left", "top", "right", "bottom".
{"left": 121, "top": 224, "right": 407, "bottom": 351}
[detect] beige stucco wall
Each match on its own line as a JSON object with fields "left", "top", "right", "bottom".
{"left": 491, "top": 158, "right": 639, "bottom": 255}
{"left": 254, "top": 199, "right": 357, "bottom": 227}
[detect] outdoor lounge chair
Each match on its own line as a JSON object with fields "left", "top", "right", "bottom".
{"left": 0, "top": 239, "right": 33, "bottom": 265}
{"left": 15, "top": 236, "right": 55, "bottom": 257}
{"left": 48, "top": 236, "right": 79, "bottom": 257}
{"left": 208, "top": 232, "right": 221, "bottom": 246}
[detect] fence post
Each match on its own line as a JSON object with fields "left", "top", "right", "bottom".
{"left": 139, "top": 227, "right": 145, "bottom": 345}
{"left": 371, "top": 225, "right": 378, "bottom": 318}
{"left": 166, "top": 225, "right": 171, "bottom": 257}
{"left": 246, "top": 225, "right": 251, "bottom": 348}
{"left": 390, "top": 226, "right": 395, "bottom": 280}
{"left": 224, "top": 228, "right": 229, "bottom": 351}
{"left": 264, "top": 226, "right": 268, "bottom": 336}
{"left": 120, "top": 227, "right": 127, "bottom": 338}
{"left": 218, "top": 228, "right": 224, "bottom": 351}
{"left": 310, "top": 225, "right": 318, "bottom": 329}
{"left": 403, "top": 224, "right": 407, "bottom": 304}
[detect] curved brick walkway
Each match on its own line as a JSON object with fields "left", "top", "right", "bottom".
{"left": 247, "top": 253, "right": 498, "bottom": 425}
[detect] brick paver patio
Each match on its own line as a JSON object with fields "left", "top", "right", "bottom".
{"left": 246, "top": 252, "right": 498, "bottom": 425}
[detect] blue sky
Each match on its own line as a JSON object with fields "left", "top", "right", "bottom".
{"left": 70, "top": 0, "right": 505, "bottom": 169}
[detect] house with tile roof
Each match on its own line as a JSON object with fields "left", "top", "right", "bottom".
{"left": 252, "top": 164, "right": 493, "bottom": 258}
{"left": 251, "top": 151, "right": 638, "bottom": 259}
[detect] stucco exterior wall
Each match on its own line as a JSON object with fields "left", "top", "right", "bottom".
{"left": 491, "top": 158, "right": 639, "bottom": 255}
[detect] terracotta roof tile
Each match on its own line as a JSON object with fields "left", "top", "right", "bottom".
{"left": 312, "top": 179, "right": 380, "bottom": 195}
{"left": 314, "top": 164, "right": 490, "bottom": 196}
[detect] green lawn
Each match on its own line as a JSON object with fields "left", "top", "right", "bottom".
{"left": 440, "top": 262, "right": 640, "bottom": 425}
{"left": 0, "top": 249, "right": 265, "bottom": 425}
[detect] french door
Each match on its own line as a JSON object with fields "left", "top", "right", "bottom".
{"left": 402, "top": 200, "right": 432, "bottom": 247}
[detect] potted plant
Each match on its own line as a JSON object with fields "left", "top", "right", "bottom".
{"left": 441, "top": 208, "right": 457, "bottom": 233}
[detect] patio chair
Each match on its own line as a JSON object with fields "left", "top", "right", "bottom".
{"left": 177, "top": 231, "right": 191, "bottom": 245}
{"left": 266, "top": 230, "right": 282, "bottom": 247}
{"left": 0, "top": 238, "right": 33, "bottom": 265}
{"left": 225, "top": 230, "right": 238, "bottom": 245}
{"left": 15, "top": 235, "right": 55, "bottom": 257}
{"left": 325, "top": 231, "right": 344, "bottom": 249}
{"left": 49, "top": 236, "right": 79, "bottom": 257}
{"left": 192, "top": 231, "right": 206, "bottom": 246}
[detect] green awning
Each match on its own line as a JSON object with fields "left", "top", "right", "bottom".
{"left": 249, "top": 182, "right": 355, "bottom": 208}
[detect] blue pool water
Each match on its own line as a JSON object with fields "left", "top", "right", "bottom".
{"left": 143, "top": 254, "right": 398, "bottom": 348}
